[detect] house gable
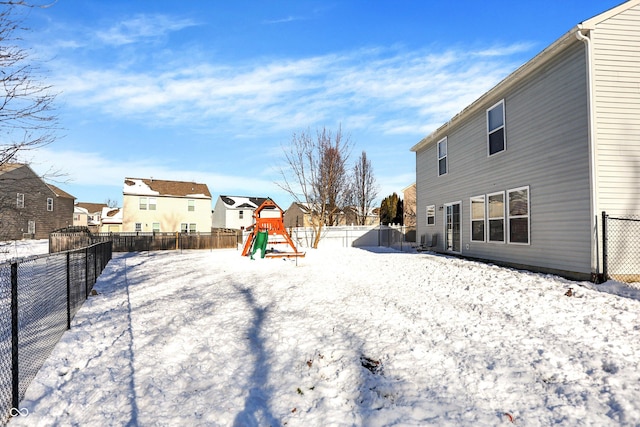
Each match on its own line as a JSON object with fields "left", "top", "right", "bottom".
{"left": 0, "top": 163, "right": 75, "bottom": 239}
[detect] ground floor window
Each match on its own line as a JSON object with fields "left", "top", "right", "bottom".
{"left": 470, "top": 195, "right": 485, "bottom": 242}
{"left": 508, "top": 186, "right": 530, "bottom": 244}
{"left": 488, "top": 192, "right": 505, "bottom": 242}
{"left": 152, "top": 222, "right": 160, "bottom": 232}
{"left": 426, "top": 205, "right": 435, "bottom": 226}
{"left": 135, "top": 223, "right": 142, "bottom": 232}
{"left": 181, "top": 223, "right": 197, "bottom": 233}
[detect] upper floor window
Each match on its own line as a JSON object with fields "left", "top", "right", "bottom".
{"left": 139, "top": 197, "right": 147, "bottom": 210}
{"left": 470, "top": 195, "right": 485, "bottom": 242}
{"left": 149, "top": 198, "right": 157, "bottom": 210}
{"left": 508, "top": 186, "right": 530, "bottom": 244}
{"left": 488, "top": 191, "right": 505, "bottom": 242}
{"left": 16, "top": 193, "right": 24, "bottom": 208}
{"left": 437, "top": 137, "right": 448, "bottom": 176}
{"left": 47, "top": 197, "right": 54, "bottom": 211}
{"left": 426, "top": 205, "right": 436, "bottom": 226}
{"left": 188, "top": 199, "right": 195, "bottom": 212}
{"left": 487, "top": 100, "right": 506, "bottom": 156}
{"left": 239, "top": 210, "right": 244, "bottom": 219}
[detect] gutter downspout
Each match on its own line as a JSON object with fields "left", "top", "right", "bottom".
{"left": 575, "top": 28, "right": 600, "bottom": 281}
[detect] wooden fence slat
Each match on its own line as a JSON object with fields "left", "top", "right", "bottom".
{"left": 50, "top": 230, "right": 240, "bottom": 253}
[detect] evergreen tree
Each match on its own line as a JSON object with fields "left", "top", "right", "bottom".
{"left": 380, "top": 192, "right": 403, "bottom": 225}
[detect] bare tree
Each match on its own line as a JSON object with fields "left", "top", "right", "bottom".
{"left": 0, "top": 4, "right": 59, "bottom": 241}
{"left": 350, "top": 150, "right": 379, "bottom": 226}
{"left": 0, "top": 4, "right": 58, "bottom": 168}
{"left": 104, "top": 198, "right": 119, "bottom": 208}
{"left": 278, "top": 126, "right": 351, "bottom": 248}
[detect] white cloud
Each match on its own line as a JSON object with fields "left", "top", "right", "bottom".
{"left": 95, "top": 14, "right": 199, "bottom": 46}
{"left": 52, "top": 43, "right": 531, "bottom": 139}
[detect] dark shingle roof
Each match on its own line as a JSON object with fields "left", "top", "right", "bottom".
{"left": 124, "top": 177, "right": 211, "bottom": 198}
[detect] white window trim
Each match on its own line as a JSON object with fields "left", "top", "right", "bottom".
{"left": 507, "top": 186, "right": 530, "bottom": 245}
{"left": 487, "top": 99, "right": 506, "bottom": 157}
{"left": 188, "top": 199, "right": 195, "bottom": 212}
{"left": 135, "top": 222, "right": 142, "bottom": 232}
{"left": 47, "top": 197, "right": 54, "bottom": 212}
{"left": 149, "top": 197, "right": 157, "bottom": 211}
{"left": 426, "top": 205, "right": 436, "bottom": 226}
{"left": 487, "top": 191, "right": 505, "bottom": 244}
{"left": 443, "top": 201, "right": 462, "bottom": 254}
{"left": 437, "top": 137, "right": 448, "bottom": 177}
{"left": 16, "top": 193, "right": 24, "bottom": 208}
{"left": 139, "top": 197, "right": 147, "bottom": 210}
{"left": 470, "top": 195, "right": 486, "bottom": 242}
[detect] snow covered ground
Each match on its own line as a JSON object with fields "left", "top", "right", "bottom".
{"left": 0, "top": 240, "right": 49, "bottom": 263}
{"left": 8, "top": 246, "right": 640, "bottom": 426}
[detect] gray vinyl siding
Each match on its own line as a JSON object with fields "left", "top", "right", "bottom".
{"left": 591, "top": 5, "right": 640, "bottom": 215}
{"left": 416, "top": 40, "right": 593, "bottom": 276}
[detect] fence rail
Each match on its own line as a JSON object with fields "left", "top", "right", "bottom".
{"left": 279, "top": 225, "right": 416, "bottom": 250}
{"left": 0, "top": 241, "right": 112, "bottom": 426}
{"left": 50, "top": 229, "right": 241, "bottom": 253}
{"left": 603, "top": 212, "right": 640, "bottom": 283}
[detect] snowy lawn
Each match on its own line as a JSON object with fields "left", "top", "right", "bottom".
{"left": 9, "top": 247, "right": 640, "bottom": 426}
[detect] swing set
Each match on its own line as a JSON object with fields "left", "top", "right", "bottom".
{"left": 241, "top": 198, "right": 305, "bottom": 259}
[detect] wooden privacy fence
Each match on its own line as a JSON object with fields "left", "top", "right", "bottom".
{"left": 50, "top": 229, "right": 241, "bottom": 253}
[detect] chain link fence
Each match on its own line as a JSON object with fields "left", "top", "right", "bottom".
{"left": 0, "top": 241, "right": 112, "bottom": 425}
{"left": 603, "top": 212, "right": 640, "bottom": 283}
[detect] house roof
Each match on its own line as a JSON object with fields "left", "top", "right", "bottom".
{"left": 47, "top": 184, "right": 75, "bottom": 200}
{"left": 218, "top": 195, "right": 269, "bottom": 209}
{"left": 411, "top": 0, "right": 640, "bottom": 153}
{"left": 1, "top": 163, "right": 76, "bottom": 199}
{"left": 0, "top": 162, "right": 24, "bottom": 175}
{"left": 101, "top": 207, "right": 122, "bottom": 223}
{"left": 74, "top": 206, "right": 89, "bottom": 215}
{"left": 76, "top": 202, "right": 109, "bottom": 213}
{"left": 123, "top": 177, "right": 211, "bottom": 198}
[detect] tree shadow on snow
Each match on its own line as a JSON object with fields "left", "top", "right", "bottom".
{"left": 232, "top": 286, "right": 281, "bottom": 427}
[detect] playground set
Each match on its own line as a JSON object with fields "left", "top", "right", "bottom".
{"left": 241, "top": 198, "right": 305, "bottom": 259}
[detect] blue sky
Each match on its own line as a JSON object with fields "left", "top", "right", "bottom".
{"left": 18, "top": 0, "right": 624, "bottom": 208}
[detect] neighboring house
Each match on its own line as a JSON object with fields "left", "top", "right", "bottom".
{"left": 341, "top": 206, "right": 379, "bottom": 226}
{"left": 212, "top": 195, "right": 268, "bottom": 230}
{"left": 402, "top": 183, "right": 417, "bottom": 227}
{"left": 0, "top": 163, "right": 76, "bottom": 240}
{"left": 73, "top": 205, "right": 89, "bottom": 227}
{"left": 122, "top": 177, "right": 212, "bottom": 233}
{"left": 76, "top": 202, "right": 108, "bottom": 232}
{"left": 283, "top": 202, "right": 314, "bottom": 228}
{"left": 283, "top": 202, "right": 379, "bottom": 227}
{"left": 411, "top": 1, "right": 640, "bottom": 281}
{"left": 100, "top": 207, "right": 122, "bottom": 232}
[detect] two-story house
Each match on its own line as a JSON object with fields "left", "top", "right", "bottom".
{"left": 411, "top": 0, "right": 640, "bottom": 281}
{"left": 0, "top": 163, "right": 75, "bottom": 240}
{"left": 75, "top": 202, "right": 108, "bottom": 232}
{"left": 122, "top": 177, "right": 212, "bottom": 233}
{"left": 212, "top": 195, "right": 269, "bottom": 230}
